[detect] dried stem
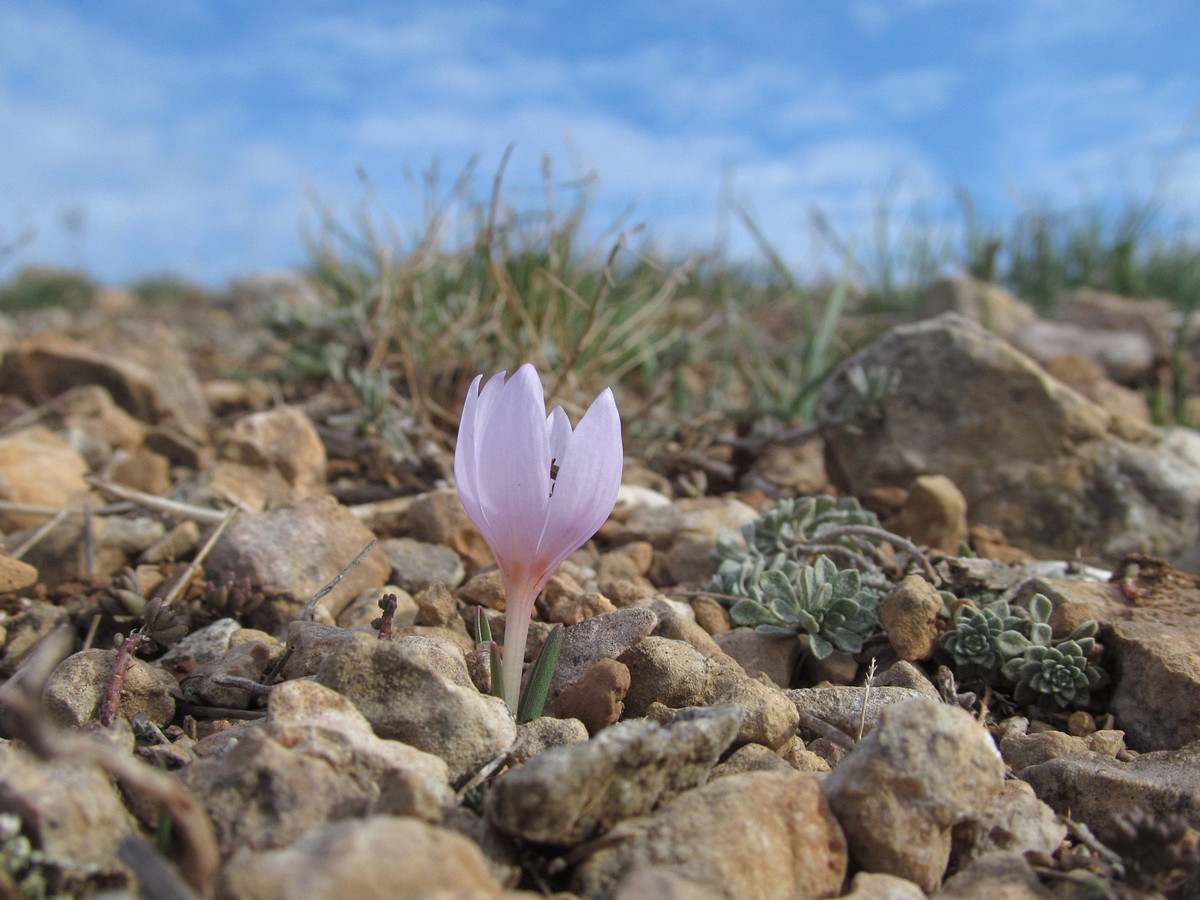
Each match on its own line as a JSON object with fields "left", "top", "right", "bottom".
{"left": 300, "top": 538, "right": 379, "bottom": 621}
{"left": 84, "top": 477, "right": 228, "bottom": 524}
{"left": 101, "top": 631, "right": 147, "bottom": 727}
{"left": 159, "top": 508, "right": 237, "bottom": 608}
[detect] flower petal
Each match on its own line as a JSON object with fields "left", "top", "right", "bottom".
{"left": 536, "top": 387, "right": 622, "bottom": 576}
{"left": 454, "top": 374, "right": 486, "bottom": 530}
{"left": 475, "top": 364, "right": 553, "bottom": 578}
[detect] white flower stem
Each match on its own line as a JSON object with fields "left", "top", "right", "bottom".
{"left": 502, "top": 604, "right": 532, "bottom": 714}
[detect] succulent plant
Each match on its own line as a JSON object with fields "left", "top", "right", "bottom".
{"left": 1000, "top": 620, "right": 1108, "bottom": 710}
{"left": 728, "top": 555, "right": 880, "bottom": 659}
{"left": 98, "top": 567, "right": 147, "bottom": 618}
{"left": 710, "top": 494, "right": 886, "bottom": 599}
{"left": 938, "top": 595, "right": 1031, "bottom": 680}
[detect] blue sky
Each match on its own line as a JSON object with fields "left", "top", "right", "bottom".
{"left": 2, "top": 0, "right": 1198, "bottom": 286}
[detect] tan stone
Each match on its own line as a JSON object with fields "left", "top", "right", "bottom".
{"left": 0, "top": 426, "right": 90, "bottom": 530}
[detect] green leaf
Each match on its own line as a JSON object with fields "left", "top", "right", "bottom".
{"left": 995, "top": 631, "right": 1031, "bottom": 657}
{"left": 807, "top": 633, "right": 835, "bottom": 659}
{"left": 474, "top": 607, "right": 492, "bottom": 645}
{"left": 1028, "top": 622, "right": 1053, "bottom": 647}
{"left": 488, "top": 641, "right": 504, "bottom": 700}
{"left": 731, "top": 599, "right": 782, "bottom": 628}
{"left": 517, "top": 624, "right": 563, "bottom": 723}
{"left": 1027, "top": 593, "right": 1053, "bottom": 624}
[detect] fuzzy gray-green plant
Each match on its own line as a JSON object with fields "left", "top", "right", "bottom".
{"left": 709, "top": 494, "right": 884, "bottom": 598}
{"left": 937, "top": 595, "right": 1032, "bottom": 681}
{"left": 1000, "top": 618, "right": 1108, "bottom": 710}
{"left": 940, "top": 592, "right": 1108, "bottom": 711}
{"left": 727, "top": 555, "right": 881, "bottom": 659}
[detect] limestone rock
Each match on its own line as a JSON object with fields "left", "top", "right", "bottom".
{"left": 620, "top": 636, "right": 799, "bottom": 750}
{"left": 1019, "top": 743, "right": 1200, "bottom": 843}
{"left": 0, "top": 326, "right": 210, "bottom": 440}
{"left": 221, "top": 405, "right": 326, "bottom": 499}
{"left": 923, "top": 276, "right": 1038, "bottom": 343}
{"left": 822, "top": 698, "right": 1006, "bottom": 892}
{"left": 205, "top": 495, "right": 390, "bottom": 622}
{"left": 786, "top": 686, "right": 933, "bottom": 740}
{"left": 887, "top": 474, "right": 969, "bottom": 554}
{"left": 486, "top": 705, "right": 742, "bottom": 845}
{"left": 932, "top": 854, "right": 1054, "bottom": 899}
{"left": 551, "top": 657, "right": 631, "bottom": 735}
{"left": 313, "top": 631, "right": 515, "bottom": 784}
{"left": 403, "top": 488, "right": 493, "bottom": 574}
{"left": 818, "top": 313, "right": 1200, "bottom": 569}
{"left": 549, "top": 607, "right": 659, "bottom": 702}
{"left": 0, "top": 746, "right": 137, "bottom": 886}
{"left": 43, "top": 648, "right": 176, "bottom": 727}
{"left": 713, "top": 628, "right": 799, "bottom": 687}
{"left": 0, "top": 552, "right": 37, "bottom": 592}
{"left": 217, "top": 816, "right": 519, "bottom": 900}
{"left": 573, "top": 770, "right": 847, "bottom": 900}
{"left": 0, "top": 599, "right": 68, "bottom": 674}
{"left": 878, "top": 574, "right": 943, "bottom": 661}
{"left": 0, "top": 426, "right": 90, "bottom": 530}
{"left": 265, "top": 679, "right": 453, "bottom": 818}
{"left": 952, "top": 779, "right": 1066, "bottom": 868}
{"left": 380, "top": 537, "right": 465, "bottom": 593}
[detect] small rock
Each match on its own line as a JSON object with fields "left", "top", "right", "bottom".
{"left": 0, "top": 599, "right": 68, "bottom": 674}
{"left": 412, "top": 581, "right": 466, "bottom": 630}
{"left": 923, "top": 275, "right": 1038, "bottom": 343}
{"left": 691, "top": 595, "right": 731, "bottom": 635}
{"left": 314, "top": 631, "right": 515, "bottom": 784}
{"left": 878, "top": 574, "right": 943, "bottom": 661}
{"left": 0, "top": 745, "right": 138, "bottom": 884}
{"left": 822, "top": 699, "right": 1006, "bottom": 892}
{"left": 545, "top": 588, "right": 617, "bottom": 625}
{"left": 877, "top": 659, "right": 943, "bottom": 699}
{"left": 217, "top": 816, "right": 516, "bottom": 900}
{"left": 486, "top": 705, "right": 744, "bottom": 845}
{"left": 457, "top": 567, "right": 506, "bottom": 610}
{"left": 656, "top": 609, "right": 733, "bottom": 661}
{"left": 610, "top": 868, "right": 723, "bottom": 900}
{"left": 507, "top": 716, "right": 589, "bottom": 766}
{"left": 0, "top": 552, "right": 37, "bottom": 592}
{"left": 43, "top": 648, "right": 177, "bottom": 727}
{"left": 714, "top": 628, "right": 799, "bottom": 687}
{"left": 159, "top": 617, "right": 241, "bottom": 668}
{"left": 381, "top": 537, "right": 465, "bottom": 593}
{"left": 205, "top": 496, "right": 390, "bottom": 622}
{"left": 403, "top": 488, "right": 493, "bottom": 574}
{"left": 1019, "top": 742, "right": 1200, "bottom": 842}
{"left": 932, "top": 854, "right": 1054, "bottom": 899}
{"left": 787, "top": 686, "right": 933, "bottom": 740}
{"left": 709, "top": 742, "right": 794, "bottom": 779}
{"left": 108, "top": 445, "right": 171, "bottom": 495}
{"left": 842, "top": 871, "right": 927, "bottom": 900}
{"left": 180, "top": 641, "right": 272, "bottom": 709}
{"left": 952, "top": 779, "right": 1066, "bottom": 868}
{"left": 221, "top": 405, "right": 326, "bottom": 499}
{"left": 572, "top": 770, "right": 847, "bottom": 900}
{"left": 551, "top": 658, "right": 632, "bottom": 735}
{"left": 998, "top": 726, "right": 1124, "bottom": 772}
{"left": 748, "top": 437, "right": 829, "bottom": 494}
{"left": 620, "top": 636, "right": 800, "bottom": 750}
{"left": 265, "top": 679, "right": 453, "bottom": 819}
{"left": 139, "top": 519, "right": 201, "bottom": 563}
{"left": 549, "top": 607, "right": 658, "bottom": 701}
{"left": 0, "top": 426, "right": 90, "bottom": 530}
{"left": 888, "top": 474, "right": 969, "bottom": 554}
{"left": 179, "top": 728, "right": 375, "bottom": 857}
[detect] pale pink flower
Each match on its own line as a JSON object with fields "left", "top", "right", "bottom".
{"left": 454, "top": 364, "right": 623, "bottom": 712}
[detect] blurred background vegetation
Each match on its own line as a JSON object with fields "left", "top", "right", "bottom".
{"left": 2, "top": 156, "right": 1197, "bottom": 443}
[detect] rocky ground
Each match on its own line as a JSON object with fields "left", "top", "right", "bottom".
{"left": 0, "top": 275, "right": 1199, "bottom": 899}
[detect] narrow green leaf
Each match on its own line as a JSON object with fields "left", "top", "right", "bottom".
{"left": 474, "top": 606, "right": 492, "bottom": 645}
{"left": 517, "top": 624, "right": 563, "bottom": 723}
{"left": 488, "top": 641, "right": 504, "bottom": 700}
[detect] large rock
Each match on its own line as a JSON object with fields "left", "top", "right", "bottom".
{"left": 1038, "top": 567, "right": 1200, "bottom": 751}
{"left": 572, "top": 770, "right": 847, "bottom": 900}
{"left": 486, "top": 705, "right": 742, "bottom": 845}
{"left": 0, "top": 426, "right": 90, "bottom": 530}
{"left": 313, "top": 632, "right": 516, "bottom": 784}
{"left": 205, "top": 495, "right": 390, "bottom": 623}
{"left": 822, "top": 698, "right": 1006, "bottom": 892}
{"left": 1020, "top": 742, "right": 1200, "bottom": 843}
{"left": 818, "top": 313, "right": 1200, "bottom": 570}
{"left": 0, "top": 327, "right": 210, "bottom": 440}
{"left": 217, "top": 815, "right": 521, "bottom": 900}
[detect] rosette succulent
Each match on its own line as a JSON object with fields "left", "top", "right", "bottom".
{"left": 938, "top": 596, "right": 1031, "bottom": 681}
{"left": 1001, "top": 620, "right": 1109, "bottom": 710}
{"left": 728, "top": 555, "right": 880, "bottom": 659}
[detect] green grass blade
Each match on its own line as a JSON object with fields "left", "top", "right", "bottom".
{"left": 517, "top": 623, "right": 563, "bottom": 723}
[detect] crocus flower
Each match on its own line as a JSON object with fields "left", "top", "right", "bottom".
{"left": 455, "top": 364, "right": 623, "bottom": 712}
